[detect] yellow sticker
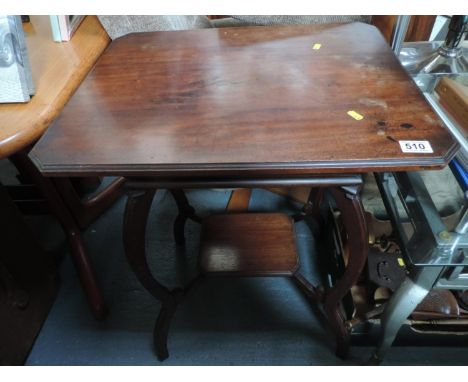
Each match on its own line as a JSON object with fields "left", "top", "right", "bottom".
{"left": 312, "top": 43, "right": 322, "bottom": 50}
{"left": 347, "top": 110, "right": 364, "bottom": 120}
{"left": 397, "top": 258, "right": 405, "bottom": 267}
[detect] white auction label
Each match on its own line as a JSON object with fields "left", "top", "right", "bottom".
{"left": 399, "top": 140, "right": 433, "bottom": 153}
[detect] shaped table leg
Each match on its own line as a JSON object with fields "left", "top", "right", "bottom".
{"left": 169, "top": 189, "right": 201, "bottom": 245}
{"left": 123, "top": 189, "right": 182, "bottom": 361}
{"left": 325, "top": 186, "right": 368, "bottom": 358}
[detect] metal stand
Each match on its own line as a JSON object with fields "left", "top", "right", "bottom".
{"left": 399, "top": 15, "right": 468, "bottom": 75}
{"left": 370, "top": 171, "right": 468, "bottom": 364}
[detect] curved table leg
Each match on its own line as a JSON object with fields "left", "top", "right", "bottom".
{"left": 169, "top": 189, "right": 201, "bottom": 245}
{"left": 325, "top": 186, "right": 368, "bottom": 359}
{"left": 123, "top": 189, "right": 181, "bottom": 361}
{"left": 368, "top": 265, "right": 443, "bottom": 365}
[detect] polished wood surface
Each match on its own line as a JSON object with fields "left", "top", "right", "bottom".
{"left": 268, "top": 186, "right": 312, "bottom": 204}
{"left": 0, "top": 16, "right": 110, "bottom": 159}
{"left": 405, "top": 16, "right": 437, "bottom": 42}
{"left": 200, "top": 213, "right": 299, "bottom": 276}
{"left": 372, "top": 16, "right": 436, "bottom": 43}
{"left": 226, "top": 189, "right": 252, "bottom": 212}
{"left": 371, "top": 16, "right": 397, "bottom": 43}
{"left": 31, "top": 23, "right": 457, "bottom": 177}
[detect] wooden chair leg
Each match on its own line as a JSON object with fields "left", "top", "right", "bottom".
{"left": 70, "top": 176, "right": 102, "bottom": 195}
{"left": 226, "top": 188, "right": 252, "bottom": 212}
{"left": 323, "top": 186, "right": 368, "bottom": 359}
{"left": 53, "top": 177, "right": 125, "bottom": 230}
{"left": 9, "top": 151, "right": 106, "bottom": 319}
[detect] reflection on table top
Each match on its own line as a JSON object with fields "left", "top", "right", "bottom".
{"left": 30, "top": 23, "right": 457, "bottom": 178}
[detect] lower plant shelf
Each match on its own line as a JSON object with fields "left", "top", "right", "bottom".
{"left": 199, "top": 213, "right": 299, "bottom": 277}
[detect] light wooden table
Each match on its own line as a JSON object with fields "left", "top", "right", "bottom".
{"left": 0, "top": 15, "right": 110, "bottom": 159}
{"left": 0, "top": 16, "right": 121, "bottom": 319}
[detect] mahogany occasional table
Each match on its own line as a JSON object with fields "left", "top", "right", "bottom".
{"left": 30, "top": 22, "right": 457, "bottom": 361}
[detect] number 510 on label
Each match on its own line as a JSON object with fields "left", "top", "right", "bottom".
{"left": 399, "top": 140, "right": 433, "bottom": 153}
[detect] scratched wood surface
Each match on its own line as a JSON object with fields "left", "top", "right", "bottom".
{"left": 30, "top": 23, "right": 457, "bottom": 177}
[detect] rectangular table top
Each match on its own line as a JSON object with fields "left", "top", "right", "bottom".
{"left": 30, "top": 23, "right": 458, "bottom": 178}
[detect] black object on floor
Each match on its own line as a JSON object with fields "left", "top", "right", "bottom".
{"left": 0, "top": 182, "right": 59, "bottom": 365}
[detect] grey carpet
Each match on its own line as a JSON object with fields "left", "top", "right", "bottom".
{"left": 19, "top": 184, "right": 468, "bottom": 366}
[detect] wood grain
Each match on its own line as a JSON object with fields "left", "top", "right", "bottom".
{"left": 371, "top": 16, "right": 436, "bottom": 43}
{"left": 199, "top": 213, "right": 299, "bottom": 276}
{"left": 436, "top": 77, "right": 468, "bottom": 134}
{"left": 267, "top": 187, "right": 312, "bottom": 204}
{"left": 0, "top": 16, "right": 110, "bottom": 159}
{"left": 226, "top": 189, "right": 252, "bottom": 211}
{"left": 30, "top": 23, "right": 457, "bottom": 177}
{"left": 371, "top": 15, "right": 397, "bottom": 43}
{"left": 405, "top": 16, "right": 437, "bottom": 42}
